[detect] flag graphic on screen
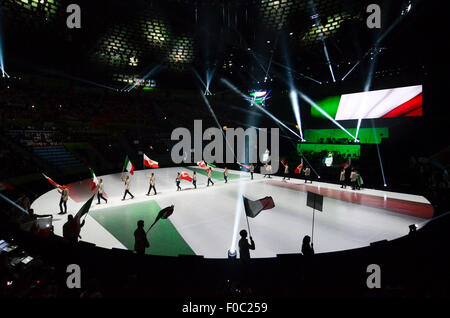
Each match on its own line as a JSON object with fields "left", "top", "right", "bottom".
{"left": 311, "top": 85, "right": 423, "bottom": 120}
{"left": 124, "top": 156, "right": 135, "bottom": 175}
{"left": 143, "top": 154, "right": 159, "bottom": 168}
{"left": 243, "top": 196, "right": 275, "bottom": 218}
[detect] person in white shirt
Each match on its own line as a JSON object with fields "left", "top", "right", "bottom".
{"left": 207, "top": 168, "right": 214, "bottom": 186}
{"left": 224, "top": 167, "right": 229, "bottom": 183}
{"left": 304, "top": 166, "right": 312, "bottom": 183}
{"left": 283, "top": 163, "right": 290, "bottom": 181}
{"left": 339, "top": 169, "right": 347, "bottom": 189}
{"left": 146, "top": 173, "right": 157, "bottom": 196}
{"left": 176, "top": 173, "right": 182, "bottom": 191}
{"left": 122, "top": 175, "right": 134, "bottom": 200}
{"left": 97, "top": 179, "right": 108, "bottom": 204}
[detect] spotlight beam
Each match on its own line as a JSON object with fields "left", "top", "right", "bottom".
{"left": 127, "top": 64, "right": 161, "bottom": 92}
{"left": 221, "top": 78, "right": 302, "bottom": 141}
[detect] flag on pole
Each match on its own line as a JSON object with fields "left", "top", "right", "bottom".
{"left": 197, "top": 160, "right": 207, "bottom": 168}
{"left": 89, "top": 168, "right": 99, "bottom": 191}
{"left": 207, "top": 163, "right": 216, "bottom": 169}
{"left": 243, "top": 196, "right": 275, "bottom": 218}
{"left": 42, "top": 174, "right": 69, "bottom": 189}
{"left": 294, "top": 159, "right": 304, "bottom": 174}
{"left": 0, "top": 182, "right": 14, "bottom": 191}
{"left": 124, "top": 156, "right": 135, "bottom": 175}
{"left": 143, "top": 154, "right": 159, "bottom": 168}
{"left": 180, "top": 172, "right": 193, "bottom": 182}
{"left": 341, "top": 156, "right": 351, "bottom": 169}
{"left": 74, "top": 195, "right": 94, "bottom": 232}
{"left": 281, "top": 159, "right": 286, "bottom": 167}
{"left": 147, "top": 205, "right": 174, "bottom": 232}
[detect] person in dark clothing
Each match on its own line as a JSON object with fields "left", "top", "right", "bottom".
{"left": 62, "top": 214, "right": 85, "bottom": 244}
{"left": 176, "top": 172, "right": 182, "bottom": 191}
{"left": 238, "top": 229, "right": 255, "bottom": 261}
{"left": 57, "top": 187, "right": 69, "bottom": 214}
{"left": 192, "top": 171, "right": 197, "bottom": 189}
{"left": 301, "top": 235, "right": 314, "bottom": 256}
{"left": 134, "top": 220, "right": 149, "bottom": 255}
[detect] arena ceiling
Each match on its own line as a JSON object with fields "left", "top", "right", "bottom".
{"left": 0, "top": 0, "right": 429, "bottom": 89}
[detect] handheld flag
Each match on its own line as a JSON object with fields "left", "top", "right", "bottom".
{"left": 281, "top": 159, "right": 286, "bottom": 167}
{"left": 124, "top": 156, "right": 135, "bottom": 175}
{"left": 207, "top": 162, "right": 216, "bottom": 169}
{"left": 294, "top": 159, "right": 304, "bottom": 174}
{"left": 42, "top": 174, "right": 70, "bottom": 189}
{"left": 197, "top": 160, "right": 207, "bottom": 168}
{"left": 341, "top": 156, "right": 351, "bottom": 169}
{"left": 143, "top": 154, "right": 159, "bottom": 168}
{"left": 243, "top": 196, "right": 275, "bottom": 218}
{"left": 0, "top": 182, "right": 14, "bottom": 191}
{"left": 89, "top": 168, "right": 99, "bottom": 191}
{"left": 74, "top": 195, "right": 94, "bottom": 233}
{"left": 147, "top": 205, "right": 174, "bottom": 233}
{"left": 180, "top": 172, "right": 193, "bottom": 182}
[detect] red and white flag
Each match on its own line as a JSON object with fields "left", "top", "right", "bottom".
{"left": 0, "top": 182, "right": 14, "bottom": 191}
{"left": 180, "top": 172, "right": 193, "bottom": 182}
{"left": 294, "top": 159, "right": 304, "bottom": 174}
{"left": 42, "top": 174, "right": 69, "bottom": 189}
{"left": 143, "top": 154, "right": 159, "bottom": 168}
{"left": 197, "top": 160, "right": 207, "bottom": 168}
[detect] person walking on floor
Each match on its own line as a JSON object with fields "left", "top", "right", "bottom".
{"left": 121, "top": 175, "right": 135, "bottom": 200}
{"left": 350, "top": 168, "right": 357, "bottom": 190}
{"left": 283, "top": 163, "right": 290, "bottom": 181}
{"left": 250, "top": 164, "right": 254, "bottom": 180}
{"left": 304, "top": 166, "right": 312, "bottom": 183}
{"left": 339, "top": 169, "right": 347, "bottom": 189}
{"left": 192, "top": 171, "right": 197, "bottom": 189}
{"left": 134, "top": 220, "right": 149, "bottom": 256}
{"left": 57, "top": 187, "right": 69, "bottom": 214}
{"left": 207, "top": 168, "right": 214, "bottom": 186}
{"left": 224, "top": 167, "right": 229, "bottom": 183}
{"left": 146, "top": 173, "right": 157, "bottom": 196}
{"left": 176, "top": 172, "right": 182, "bottom": 191}
{"left": 97, "top": 179, "right": 108, "bottom": 204}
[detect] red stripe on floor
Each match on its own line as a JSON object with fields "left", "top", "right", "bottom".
{"left": 265, "top": 180, "right": 433, "bottom": 219}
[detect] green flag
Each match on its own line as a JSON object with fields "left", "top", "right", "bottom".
{"left": 207, "top": 163, "right": 216, "bottom": 169}
{"left": 74, "top": 195, "right": 95, "bottom": 227}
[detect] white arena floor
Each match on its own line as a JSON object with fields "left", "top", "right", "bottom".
{"left": 31, "top": 167, "right": 433, "bottom": 258}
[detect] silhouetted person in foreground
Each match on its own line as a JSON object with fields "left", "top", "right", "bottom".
{"left": 301, "top": 235, "right": 314, "bottom": 257}
{"left": 238, "top": 229, "right": 255, "bottom": 261}
{"left": 62, "top": 214, "right": 85, "bottom": 243}
{"left": 134, "top": 220, "right": 149, "bottom": 255}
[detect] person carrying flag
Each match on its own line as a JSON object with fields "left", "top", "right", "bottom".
{"left": 304, "top": 166, "right": 312, "bottom": 183}
{"left": 339, "top": 169, "right": 347, "bottom": 189}
{"left": 146, "top": 173, "right": 157, "bottom": 196}
{"left": 350, "top": 168, "right": 357, "bottom": 190}
{"left": 134, "top": 220, "right": 149, "bottom": 255}
{"left": 121, "top": 175, "right": 135, "bottom": 200}
{"left": 192, "top": 171, "right": 197, "bottom": 189}
{"left": 57, "top": 187, "right": 69, "bottom": 214}
{"left": 97, "top": 179, "right": 107, "bottom": 204}
{"left": 283, "top": 163, "right": 290, "bottom": 181}
{"left": 238, "top": 229, "right": 255, "bottom": 262}
{"left": 207, "top": 168, "right": 214, "bottom": 187}
{"left": 224, "top": 167, "right": 229, "bottom": 183}
{"left": 176, "top": 172, "right": 182, "bottom": 191}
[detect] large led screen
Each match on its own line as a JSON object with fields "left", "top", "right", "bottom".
{"left": 311, "top": 85, "right": 423, "bottom": 120}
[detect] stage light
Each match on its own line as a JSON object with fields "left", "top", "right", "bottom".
{"left": 409, "top": 224, "right": 417, "bottom": 233}
{"left": 384, "top": 184, "right": 387, "bottom": 187}
{"left": 227, "top": 250, "right": 237, "bottom": 259}
{"left": 289, "top": 32, "right": 293, "bottom": 35}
